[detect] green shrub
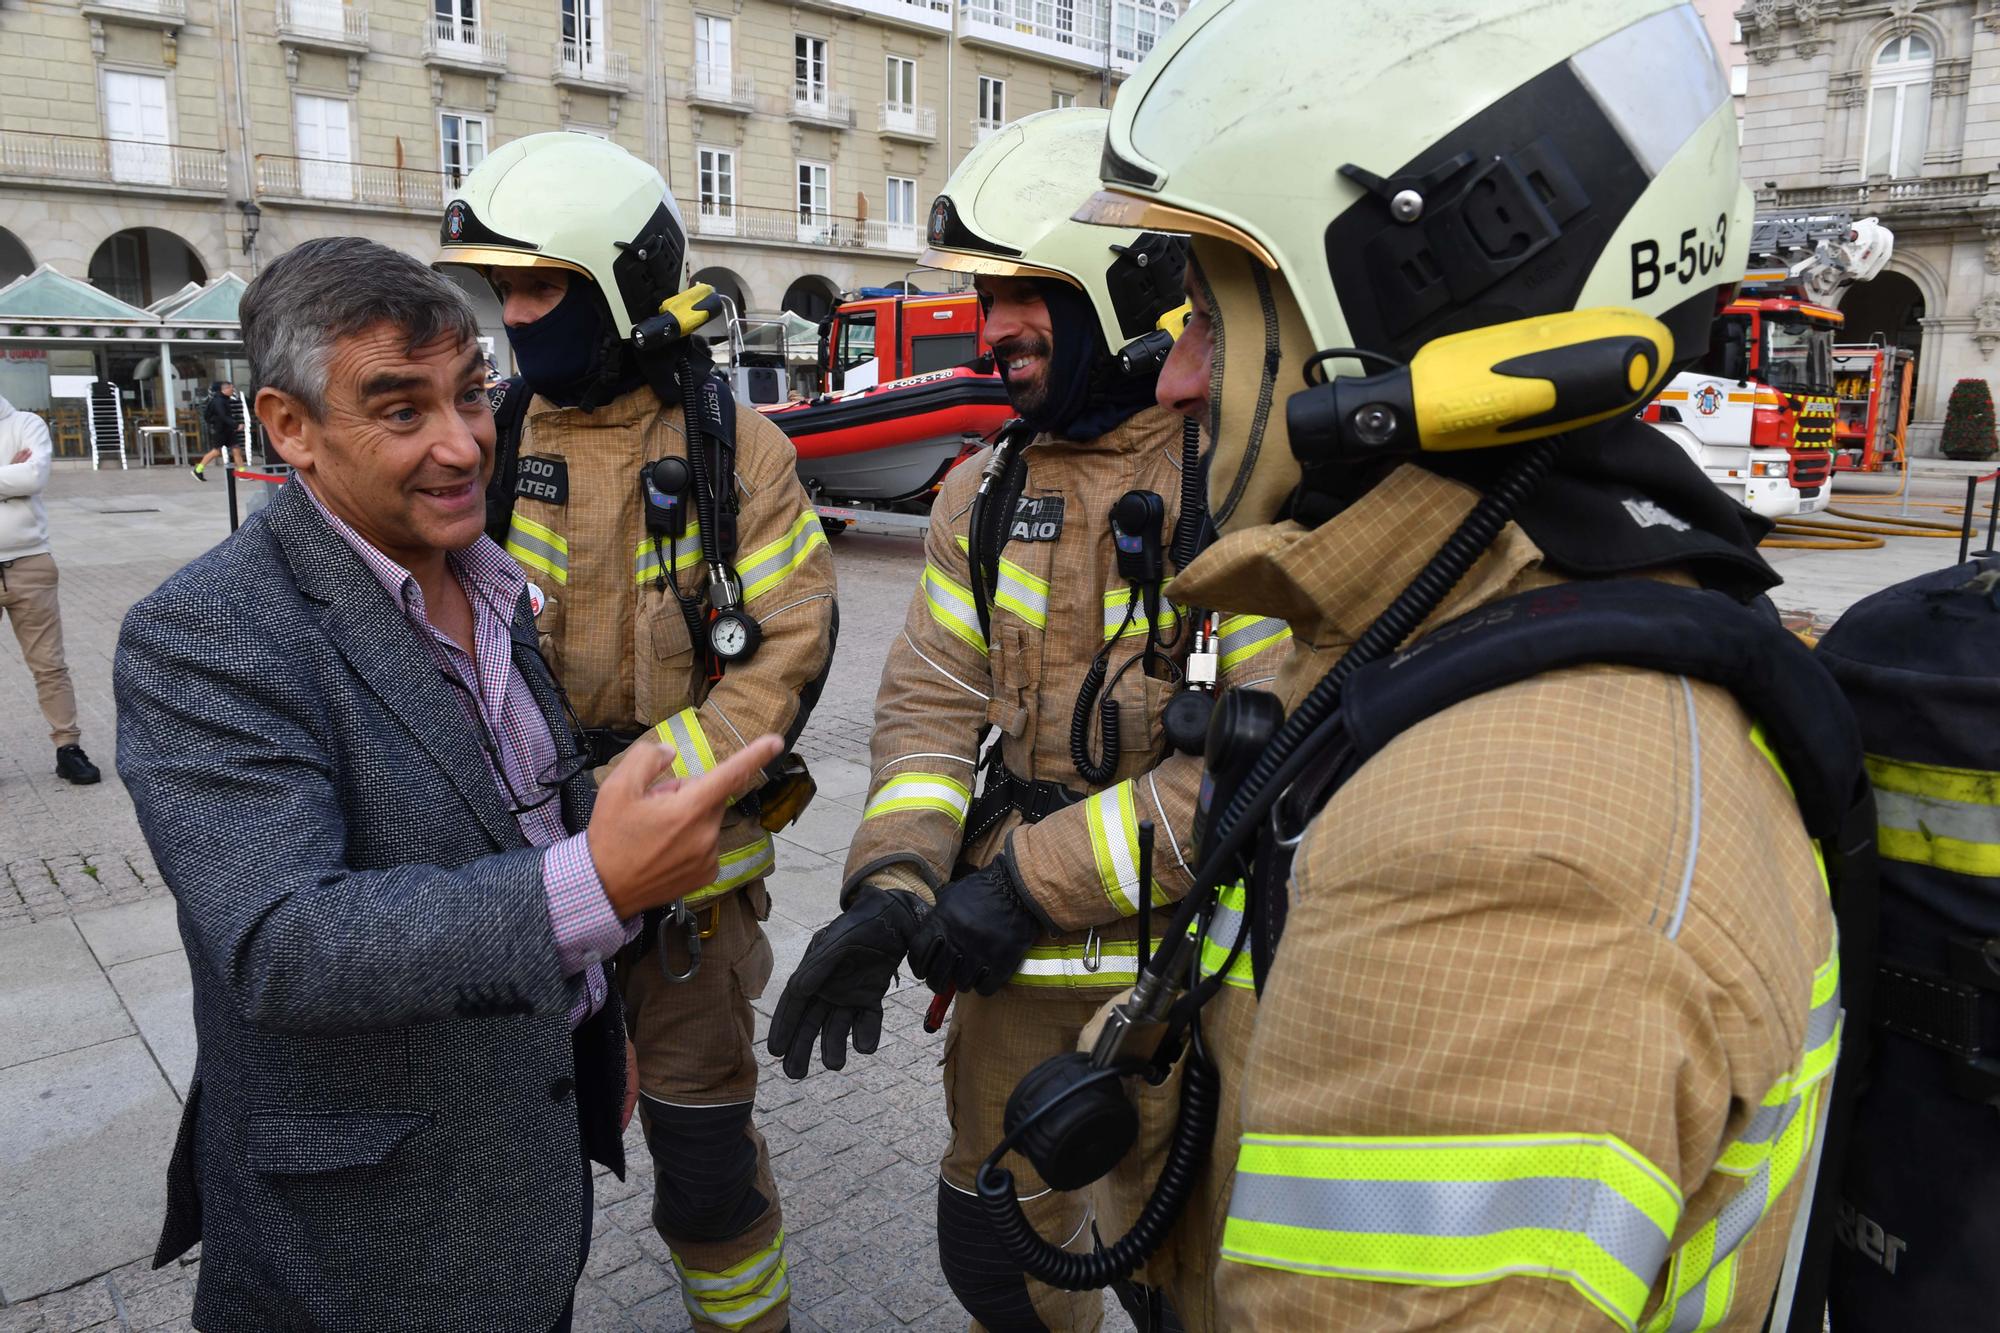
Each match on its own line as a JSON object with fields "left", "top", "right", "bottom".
{"left": 1941, "top": 377, "right": 1998, "bottom": 460}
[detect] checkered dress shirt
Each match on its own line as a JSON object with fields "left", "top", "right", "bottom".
{"left": 305, "top": 484, "right": 634, "bottom": 1027}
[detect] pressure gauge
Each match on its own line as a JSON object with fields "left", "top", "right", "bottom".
{"left": 709, "top": 609, "right": 762, "bottom": 664}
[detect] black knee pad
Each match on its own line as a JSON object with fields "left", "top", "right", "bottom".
{"left": 641, "top": 1097, "right": 768, "bottom": 1243}
{"left": 936, "top": 1178, "right": 1049, "bottom": 1333}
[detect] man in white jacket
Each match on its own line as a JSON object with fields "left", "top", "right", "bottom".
{"left": 0, "top": 394, "right": 99, "bottom": 784}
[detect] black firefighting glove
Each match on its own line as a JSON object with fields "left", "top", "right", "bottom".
{"left": 905, "top": 852, "right": 1048, "bottom": 998}
{"left": 767, "top": 885, "right": 927, "bottom": 1080}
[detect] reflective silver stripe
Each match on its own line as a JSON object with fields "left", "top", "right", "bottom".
{"left": 993, "top": 563, "right": 1050, "bottom": 627}
{"left": 1215, "top": 615, "right": 1289, "bottom": 669}
{"left": 1873, "top": 787, "right": 2000, "bottom": 847}
{"left": 1665, "top": 677, "right": 1702, "bottom": 941}
{"left": 660, "top": 712, "right": 709, "bottom": 777}
{"left": 1227, "top": 1172, "right": 1673, "bottom": 1293}
{"left": 1013, "top": 950, "right": 1141, "bottom": 984}
{"left": 738, "top": 510, "right": 826, "bottom": 601}
{"left": 1805, "top": 988, "right": 1840, "bottom": 1064}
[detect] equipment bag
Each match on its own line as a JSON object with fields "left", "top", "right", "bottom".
{"left": 1815, "top": 558, "right": 2000, "bottom": 1330}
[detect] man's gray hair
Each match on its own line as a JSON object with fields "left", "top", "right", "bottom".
{"left": 240, "top": 237, "right": 480, "bottom": 418}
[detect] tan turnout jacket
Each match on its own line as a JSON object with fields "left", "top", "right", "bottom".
{"left": 842, "top": 405, "right": 1291, "bottom": 987}
{"left": 1135, "top": 463, "right": 1838, "bottom": 1331}
{"left": 504, "top": 383, "right": 837, "bottom": 906}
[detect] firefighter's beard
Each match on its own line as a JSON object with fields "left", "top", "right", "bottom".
{"left": 993, "top": 334, "right": 1055, "bottom": 419}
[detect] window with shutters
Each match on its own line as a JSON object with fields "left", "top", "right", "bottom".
{"left": 560, "top": 0, "right": 604, "bottom": 74}
{"left": 886, "top": 175, "right": 918, "bottom": 249}
{"left": 1865, "top": 34, "right": 1933, "bottom": 179}
{"left": 796, "top": 160, "right": 831, "bottom": 243}
{"left": 698, "top": 145, "right": 736, "bottom": 235}
{"left": 795, "top": 34, "right": 829, "bottom": 109}
{"left": 885, "top": 56, "right": 915, "bottom": 111}
{"left": 101, "top": 70, "right": 170, "bottom": 186}
{"left": 440, "top": 111, "right": 488, "bottom": 187}
{"left": 695, "top": 15, "right": 733, "bottom": 97}
{"left": 976, "top": 76, "right": 1006, "bottom": 141}
{"left": 294, "top": 94, "right": 353, "bottom": 201}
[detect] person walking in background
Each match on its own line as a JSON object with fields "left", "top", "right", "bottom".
{"left": 0, "top": 392, "right": 100, "bottom": 785}
{"left": 191, "top": 380, "right": 242, "bottom": 481}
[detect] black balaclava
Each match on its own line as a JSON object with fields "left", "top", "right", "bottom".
{"left": 1002, "top": 278, "right": 1156, "bottom": 441}
{"left": 504, "top": 277, "right": 646, "bottom": 409}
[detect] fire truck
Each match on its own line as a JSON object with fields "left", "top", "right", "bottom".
{"left": 1831, "top": 341, "right": 1916, "bottom": 473}
{"left": 1644, "top": 215, "right": 1892, "bottom": 517}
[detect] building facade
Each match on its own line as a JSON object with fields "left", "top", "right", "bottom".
{"left": 1735, "top": 0, "right": 2000, "bottom": 451}
{"left": 0, "top": 0, "right": 1180, "bottom": 410}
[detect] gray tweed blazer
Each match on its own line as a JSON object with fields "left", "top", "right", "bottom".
{"left": 115, "top": 478, "right": 626, "bottom": 1332}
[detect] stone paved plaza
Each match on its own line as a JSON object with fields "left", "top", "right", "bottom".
{"left": 0, "top": 460, "right": 1985, "bottom": 1330}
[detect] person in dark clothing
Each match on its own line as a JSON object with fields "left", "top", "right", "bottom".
{"left": 193, "top": 381, "right": 243, "bottom": 481}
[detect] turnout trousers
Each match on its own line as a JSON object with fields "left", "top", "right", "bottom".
{"left": 619, "top": 883, "right": 790, "bottom": 1333}
{"left": 940, "top": 984, "right": 1111, "bottom": 1332}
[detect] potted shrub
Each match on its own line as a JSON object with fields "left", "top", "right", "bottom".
{"left": 1940, "top": 377, "right": 1998, "bottom": 461}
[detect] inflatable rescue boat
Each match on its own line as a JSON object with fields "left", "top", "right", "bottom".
{"left": 759, "top": 364, "right": 1012, "bottom": 503}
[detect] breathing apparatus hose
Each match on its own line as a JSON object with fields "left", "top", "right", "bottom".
{"left": 1170, "top": 416, "right": 1205, "bottom": 572}
{"left": 976, "top": 438, "right": 1564, "bottom": 1291}
{"left": 977, "top": 1049, "right": 1222, "bottom": 1291}
{"left": 673, "top": 351, "right": 726, "bottom": 577}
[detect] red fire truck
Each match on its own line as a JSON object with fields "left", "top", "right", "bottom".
{"left": 1644, "top": 215, "right": 1891, "bottom": 517}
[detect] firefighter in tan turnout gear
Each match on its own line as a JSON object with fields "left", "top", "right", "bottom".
{"left": 983, "top": 3, "right": 1852, "bottom": 1330}
{"left": 767, "top": 109, "right": 1288, "bottom": 1332}
{"left": 439, "top": 133, "right": 834, "bottom": 1333}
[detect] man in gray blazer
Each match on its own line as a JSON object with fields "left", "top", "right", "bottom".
{"left": 115, "top": 236, "right": 782, "bottom": 1332}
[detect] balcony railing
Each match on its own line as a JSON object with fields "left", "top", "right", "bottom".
{"left": 422, "top": 16, "right": 505, "bottom": 68}
{"left": 793, "top": 0, "right": 951, "bottom": 31}
{"left": 1756, "top": 172, "right": 1995, "bottom": 212}
{"left": 0, "top": 129, "right": 225, "bottom": 192}
{"left": 254, "top": 153, "right": 448, "bottom": 212}
{"left": 878, "top": 102, "right": 937, "bottom": 140}
{"left": 276, "top": 0, "right": 367, "bottom": 46}
{"left": 791, "top": 84, "right": 854, "bottom": 127}
{"left": 686, "top": 204, "right": 924, "bottom": 254}
{"left": 553, "top": 39, "right": 628, "bottom": 87}
{"left": 973, "top": 117, "right": 1005, "bottom": 144}
{"left": 962, "top": 0, "right": 1110, "bottom": 69}
{"left": 682, "top": 65, "right": 757, "bottom": 111}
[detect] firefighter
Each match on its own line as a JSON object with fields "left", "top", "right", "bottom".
{"left": 438, "top": 133, "right": 835, "bottom": 1333}
{"left": 1048, "top": 1, "right": 1849, "bottom": 1328}
{"left": 766, "top": 109, "right": 1289, "bottom": 1332}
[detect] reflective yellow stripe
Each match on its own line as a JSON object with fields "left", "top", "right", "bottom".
{"left": 1086, "top": 782, "right": 1168, "bottom": 917}
{"left": 1012, "top": 939, "right": 1141, "bottom": 989}
{"left": 1215, "top": 614, "right": 1291, "bottom": 670}
{"left": 739, "top": 509, "right": 828, "bottom": 602}
{"left": 504, "top": 513, "right": 569, "bottom": 585}
{"left": 923, "top": 563, "right": 988, "bottom": 654}
{"left": 1103, "top": 584, "right": 1180, "bottom": 641}
{"left": 673, "top": 1230, "right": 789, "bottom": 1329}
{"left": 682, "top": 833, "right": 776, "bottom": 908}
{"left": 1863, "top": 754, "right": 2000, "bottom": 877}
{"left": 653, "top": 708, "right": 719, "bottom": 779}
{"left": 1224, "top": 930, "right": 1843, "bottom": 1332}
{"left": 952, "top": 534, "right": 1049, "bottom": 629}
{"left": 633, "top": 524, "right": 705, "bottom": 584}
{"left": 1222, "top": 1133, "right": 1683, "bottom": 1331}
{"left": 1196, "top": 880, "right": 1255, "bottom": 990}
{"left": 863, "top": 771, "right": 971, "bottom": 823}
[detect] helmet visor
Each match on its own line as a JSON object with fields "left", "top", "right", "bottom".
{"left": 920, "top": 245, "right": 1080, "bottom": 287}
{"left": 1074, "top": 190, "right": 1276, "bottom": 270}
